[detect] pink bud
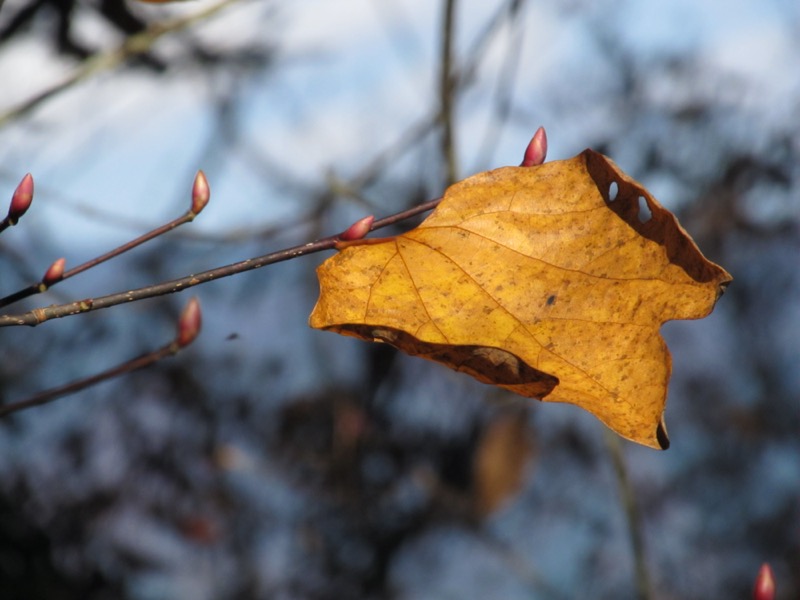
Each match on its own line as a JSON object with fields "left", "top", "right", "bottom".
{"left": 339, "top": 215, "right": 375, "bottom": 241}
{"left": 9, "top": 173, "right": 33, "bottom": 222}
{"left": 176, "top": 297, "right": 202, "bottom": 347}
{"left": 753, "top": 563, "right": 775, "bottom": 600}
{"left": 520, "top": 127, "right": 548, "bottom": 167}
{"left": 191, "top": 170, "right": 210, "bottom": 215}
{"left": 42, "top": 257, "right": 65, "bottom": 287}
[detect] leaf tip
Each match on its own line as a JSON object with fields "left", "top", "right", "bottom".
{"left": 656, "top": 417, "right": 670, "bottom": 450}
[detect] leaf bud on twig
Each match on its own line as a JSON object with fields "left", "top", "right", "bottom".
{"left": 8, "top": 173, "right": 34, "bottom": 223}
{"left": 753, "top": 563, "right": 775, "bottom": 600}
{"left": 41, "top": 258, "right": 66, "bottom": 288}
{"left": 339, "top": 215, "right": 375, "bottom": 241}
{"left": 191, "top": 170, "right": 210, "bottom": 216}
{"left": 176, "top": 297, "right": 202, "bottom": 347}
{"left": 520, "top": 127, "right": 548, "bottom": 167}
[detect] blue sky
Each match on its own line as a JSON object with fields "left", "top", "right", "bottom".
{"left": 1, "top": 0, "right": 796, "bottom": 253}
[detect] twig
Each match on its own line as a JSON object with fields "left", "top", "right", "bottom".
{"left": 0, "top": 297, "right": 201, "bottom": 417}
{"left": 604, "top": 430, "right": 654, "bottom": 600}
{"left": 473, "top": 0, "right": 527, "bottom": 169}
{"left": 0, "top": 197, "right": 442, "bottom": 328}
{"left": 0, "top": 172, "right": 209, "bottom": 308}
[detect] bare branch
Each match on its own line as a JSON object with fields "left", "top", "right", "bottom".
{"left": 0, "top": 172, "right": 210, "bottom": 309}
{"left": 0, "top": 297, "right": 203, "bottom": 417}
{"left": 0, "top": 124, "right": 548, "bottom": 322}
{"left": 0, "top": 196, "right": 443, "bottom": 328}
{"left": 439, "top": 0, "right": 459, "bottom": 186}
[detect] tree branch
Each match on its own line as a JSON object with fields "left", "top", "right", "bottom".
{"left": 0, "top": 297, "right": 201, "bottom": 417}
{"left": 0, "top": 196, "right": 442, "bottom": 328}
{"left": 0, "top": 171, "right": 209, "bottom": 308}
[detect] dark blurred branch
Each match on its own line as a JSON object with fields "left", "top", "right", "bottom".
{"left": 0, "top": 0, "right": 242, "bottom": 127}
{"left": 473, "top": 0, "right": 527, "bottom": 168}
{"left": 605, "top": 431, "right": 654, "bottom": 600}
{"left": 439, "top": 0, "right": 459, "bottom": 186}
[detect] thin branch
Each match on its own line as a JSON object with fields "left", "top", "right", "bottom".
{"left": 473, "top": 0, "right": 528, "bottom": 169}
{"left": 0, "top": 297, "right": 202, "bottom": 417}
{"left": 0, "top": 124, "right": 545, "bottom": 327}
{"left": 0, "top": 172, "right": 208, "bottom": 308}
{"left": 341, "top": 110, "right": 442, "bottom": 193}
{"left": 439, "top": 0, "right": 459, "bottom": 186}
{"left": 481, "top": 533, "right": 573, "bottom": 600}
{"left": 0, "top": 343, "right": 177, "bottom": 417}
{"left": 604, "top": 430, "right": 654, "bottom": 600}
{"left": 0, "top": 197, "right": 442, "bottom": 328}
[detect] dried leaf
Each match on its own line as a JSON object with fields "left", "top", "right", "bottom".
{"left": 472, "top": 408, "right": 534, "bottom": 517}
{"left": 310, "top": 150, "right": 732, "bottom": 449}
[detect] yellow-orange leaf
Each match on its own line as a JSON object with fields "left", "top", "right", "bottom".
{"left": 309, "top": 150, "right": 732, "bottom": 449}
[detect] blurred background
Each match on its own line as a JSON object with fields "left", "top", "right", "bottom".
{"left": 0, "top": 0, "right": 797, "bottom": 598}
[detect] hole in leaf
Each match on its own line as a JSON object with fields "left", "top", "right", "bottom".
{"left": 637, "top": 196, "right": 652, "bottom": 223}
{"left": 608, "top": 181, "right": 619, "bottom": 202}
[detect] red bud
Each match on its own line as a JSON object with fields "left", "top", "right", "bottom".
{"left": 520, "top": 127, "right": 548, "bottom": 167}
{"left": 753, "top": 563, "right": 775, "bottom": 600}
{"left": 191, "top": 170, "right": 210, "bottom": 215}
{"left": 339, "top": 215, "right": 374, "bottom": 241}
{"left": 176, "top": 297, "right": 202, "bottom": 347}
{"left": 42, "top": 258, "right": 65, "bottom": 287}
{"left": 9, "top": 173, "right": 33, "bottom": 222}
